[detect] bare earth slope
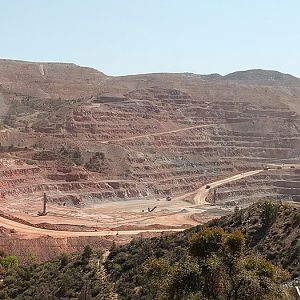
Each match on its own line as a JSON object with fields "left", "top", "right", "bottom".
{"left": 0, "top": 59, "right": 107, "bottom": 100}
{"left": 0, "top": 59, "right": 299, "bottom": 243}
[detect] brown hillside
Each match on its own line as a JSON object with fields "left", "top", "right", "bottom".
{"left": 0, "top": 59, "right": 107, "bottom": 100}
{"left": 0, "top": 59, "right": 299, "bottom": 237}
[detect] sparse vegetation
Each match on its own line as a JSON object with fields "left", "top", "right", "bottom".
{"left": 0, "top": 202, "right": 298, "bottom": 299}
{"left": 32, "top": 146, "right": 83, "bottom": 165}
{"left": 261, "top": 201, "right": 279, "bottom": 227}
{"left": 85, "top": 152, "right": 108, "bottom": 172}
{"left": 58, "top": 146, "right": 83, "bottom": 166}
{"left": 144, "top": 228, "right": 289, "bottom": 300}
{"left": 0, "top": 248, "right": 116, "bottom": 300}
{"left": 105, "top": 201, "right": 299, "bottom": 299}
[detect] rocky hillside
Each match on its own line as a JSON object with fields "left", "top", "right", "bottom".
{"left": 0, "top": 59, "right": 299, "bottom": 215}
{"left": 1, "top": 201, "right": 299, "bottom": 300}
{"left": 105, "top": 201, "right": 299, "bottom": 299}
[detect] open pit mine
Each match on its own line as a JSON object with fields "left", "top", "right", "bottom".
{"left": 0, "top": 59, "right": 299, "bottom": 261}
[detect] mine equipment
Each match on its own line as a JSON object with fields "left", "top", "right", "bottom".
{"left": 38, "top": 193, "right": 48, "bottom": 216}
{"left": 212, "top": 189, "right": 217, "bottom": 205}
{"left": 147, "top": 206, "right": 157, "bottom": 212}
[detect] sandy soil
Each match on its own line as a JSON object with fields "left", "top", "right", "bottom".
{"left": 1, "top": 167, "right": 286, "bottom": 238}
{"left": 0, "top": 215, "right": 184, "bottom": 238}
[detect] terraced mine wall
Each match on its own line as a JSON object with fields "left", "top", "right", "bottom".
{"left": 0, "top": 62, "right": 299, "bottom": 214}
{"left": 206, "top": 168, "right": 300, "bottom": 206}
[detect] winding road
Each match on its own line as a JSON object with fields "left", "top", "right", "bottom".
{"left": 0, "top": 216, "right": 183, "bottom": 238}
{"left": 0, "top": 168, "right": 270, "bottom": 238}
{"left": 193, "top": 169, "right": 264, "bottom": 204}
{"left": 99, "top": 123, "right": 217, "bottom": 144}
{"left": 0, "top": 160, "right": 293, "bottom": 238}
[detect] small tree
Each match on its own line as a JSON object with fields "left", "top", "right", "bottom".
{"left": 144, "top": 257, "right": 170, "bottom": 279}
{"left": 188, "top": 228, "right": 288, "bottom": 300}
{"left": 81, "top": 245, "right": 93, "bottom": 265}
{"left": 261, "top": 201, "right": 278, "bottom": 227}
{"left": 224, "top": 230, "right": 245, "bottom": 256}
{"left": 0, "top": 256, "right": 19, "bottom": 273}
{"left": 189, "top": 227, "right": 225, "bottom": 259}
{"left": 78, "top": 280, "right": 92, "bottom": 300}
{"left": 59, "top": 253, "right": 69, "bottom": 269}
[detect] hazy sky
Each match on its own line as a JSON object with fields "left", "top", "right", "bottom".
{"left": 1, "top": 0, "right": 299, "bottom": 76}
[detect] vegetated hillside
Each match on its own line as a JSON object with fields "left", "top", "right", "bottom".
{"left": 0, "top": 246, "right": 116, "bottom": 300}
{"left": 0, "top": 233, "right": 115, "bottom": 264}
{"left": 0, "top": 201, "right": 299, "bottom": 300}
{"left": 105, "top": 201, "right": 300, "bottom": 299}
{"left": 210, "top": 200, "right": 300, "bottom": 276}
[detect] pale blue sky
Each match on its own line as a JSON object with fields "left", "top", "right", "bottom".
{"left": 0, "top": 0, "right": 299, "bottom": 76}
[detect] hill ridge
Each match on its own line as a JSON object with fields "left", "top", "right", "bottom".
{"left": 1, "top": 58, "right": 299, "bottom": 80}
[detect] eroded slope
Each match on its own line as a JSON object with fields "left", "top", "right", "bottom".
{"left": 0, "top": 60, "right": 299, "bottom": 230}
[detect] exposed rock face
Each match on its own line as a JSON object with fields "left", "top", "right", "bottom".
{"left": 0, "top": 59, "right": 300, "bottom": 213}
{"left": 0, "top": 235, "right": 113, "bottom": 263}
{"left": 206, "top": 168, "right": 300, "bottom": 206}
{"left": 0, "top": 230, "right": 164, "bottom": 263}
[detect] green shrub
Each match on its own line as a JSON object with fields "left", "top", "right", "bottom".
{"left": 81, "top": 245, "right": 93, "bottom": 265}
{"left": 0, "top": 290, "right": 8, "bottom": 300}
{"left": 261, "top": 201, "right": 278, "bottom": 227}
{"left": 59, "top": 253, "right": 69, "bottom": 269}
{"left": 3, "top": 275, "right": 16, "bottom": 285}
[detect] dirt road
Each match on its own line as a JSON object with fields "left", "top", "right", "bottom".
{"left": 99, "top": 123, "right": 217, "bottom": 144}
{"left": 0, "top": 165, "right": 293, "bottom": 238}
{"left": 191, "top": 165, "right": 294, "bottom": 205}
{"left": 192, "top": 169, "right": 264, "bottom": 204}
{"left": 0, "top": 169, "right": 264, "bottom": 238}
{"left": 0, "top": 215, "right": 183, "bottom": 238}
